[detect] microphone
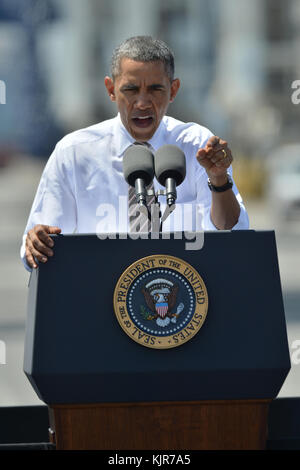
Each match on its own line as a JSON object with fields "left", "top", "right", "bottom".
{"left": 123, "top": 144, "right": 154, "bottom": 206}
{"left": 154, "top": 145, "right": 186, "bottom": 206}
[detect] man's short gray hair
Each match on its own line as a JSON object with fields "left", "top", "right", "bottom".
{"left": 111, "top": 36, "right": 175, "bottom": 81}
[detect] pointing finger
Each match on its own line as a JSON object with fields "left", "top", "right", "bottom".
{"left": 206, "top": 136, "right": 220, "bottom": 148}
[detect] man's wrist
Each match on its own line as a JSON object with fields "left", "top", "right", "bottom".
{"left": 207, "top": 172, "right": 233, "bottom": 192}
{"left": 207, "top": 173, "right": 228, "bottom": 187}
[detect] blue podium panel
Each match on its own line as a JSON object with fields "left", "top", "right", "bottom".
{"left": 23, "top": 231, "right": 291, "bottom": 404}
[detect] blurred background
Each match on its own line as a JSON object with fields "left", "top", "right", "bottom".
{"left": 0, "top": 0, "right": 299, "bottom": 405}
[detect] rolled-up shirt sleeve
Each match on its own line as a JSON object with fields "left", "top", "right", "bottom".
{"left": 20, "top": 143, "right": 77, "bottom": 271}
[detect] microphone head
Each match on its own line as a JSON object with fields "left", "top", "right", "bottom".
{"left": 154, "top": 145, "right": 186, "bottom": 186}
{"left": 123, "top": 144, "right": 154, "bottom": 187}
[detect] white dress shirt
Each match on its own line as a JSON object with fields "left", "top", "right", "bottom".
{"left": 20, "top": 113, "right": 249, "bottom": 271}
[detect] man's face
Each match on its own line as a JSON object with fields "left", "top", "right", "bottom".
{"left": 105, "top": 58, "right": 180, "bottom": 141}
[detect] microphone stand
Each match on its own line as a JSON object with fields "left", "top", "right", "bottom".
{"left": 149, "top": 187, "right": 176, "bottom": 233}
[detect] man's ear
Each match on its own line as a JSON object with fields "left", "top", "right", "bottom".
{"left": 170, "top": 78, "right": 180, "bottom": 103}
{"left": 104, "top": 76, "right": 116, "bottom": 102}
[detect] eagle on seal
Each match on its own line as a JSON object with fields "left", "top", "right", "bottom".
{"left": 141, "top": 278, "right": 179, "bottom": 321}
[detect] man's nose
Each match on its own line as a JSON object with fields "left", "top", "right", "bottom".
{"left": 135, "top": 93, "right": 152, "bottom": 109}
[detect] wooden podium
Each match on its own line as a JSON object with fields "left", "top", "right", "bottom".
{"left": 24, "top": 231, "right": 290, "bottom": 450}
{"left": 48, "top": 400, "right": 270, "bottom": 450}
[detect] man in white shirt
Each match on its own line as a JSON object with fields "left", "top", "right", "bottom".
{"left": 21, "top": 36, "right": 249, "bottom": 272}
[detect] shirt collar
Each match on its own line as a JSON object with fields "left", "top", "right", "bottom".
{"left": 114, "top": 113, "right": 166, "bottom": 156}
{"left": 114, "top": 114, "right": 135, "bottom": 157}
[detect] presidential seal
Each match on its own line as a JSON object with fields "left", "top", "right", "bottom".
{"left": 113, "top": 255, "right": 208, "bottom": 349}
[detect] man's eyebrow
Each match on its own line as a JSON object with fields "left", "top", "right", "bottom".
{"left": 120, "top": 83, "right": 139, "bottom": 90}
{"left": 149, "top": 83, "right": 166, "bottom": 89}
{"left": 120, "top": 83, "right": 166, "bottom": 91}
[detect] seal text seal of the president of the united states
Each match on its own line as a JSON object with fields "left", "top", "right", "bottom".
{"left": 113, "top": 255, "right": 208, "bottom": 349}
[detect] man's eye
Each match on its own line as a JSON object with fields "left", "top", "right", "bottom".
{"left": 151, "top": 86, "right": 164, "bottom": 92}
{"left": 122, "top": 87, "right": 138, "bottom": 93}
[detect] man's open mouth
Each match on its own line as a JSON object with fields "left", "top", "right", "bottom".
{"left": 132, "top": 116, "right": 154, "bottom": 128}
